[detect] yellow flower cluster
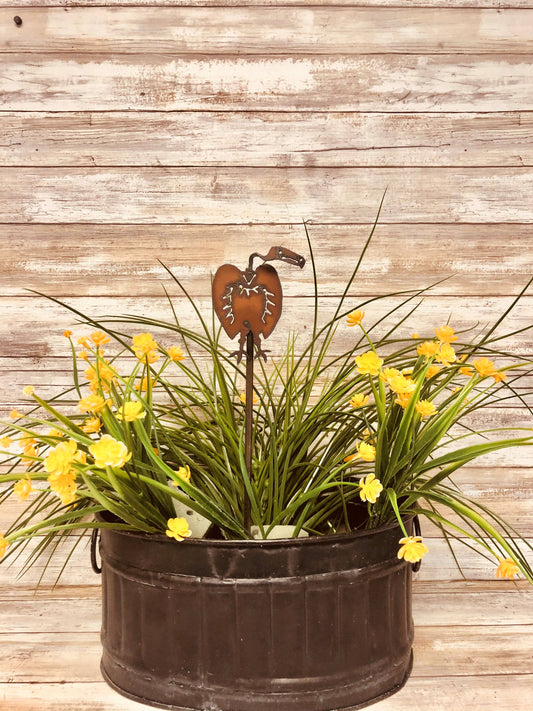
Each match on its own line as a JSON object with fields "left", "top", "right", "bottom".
{"left": 355, "top": 351, "right": 383, "bottom": 376}
{"left": 89, "top": 435, "right": 131, "bottom": 469}
{"left": 166, "top": 517, "right": 192, "bottom": 541}
{"left": 239, "top": 392, "right": 259, "bottom": 405}
{"left": 415, "top": 399, "right": 438, "bottom": 419}
{"left": 358, "top": 474, "right": 383, "bottom": 504}
{"left": 345, "top": 441, "right": 376, "bottom": 464}
{"left": 496, "top": 558, "right": 519, "bottom": 579}
{"left": 397, "top": 536, "right": 429, "bottom": 563}
{"left": 167, "top": 346, "right": 186, "bottom": 362}
{"left": 347, "top": 310, "right": 364, "bottom": 327}
{"left": 116, "top": 401, "right": 146, "bottom": 422}
{"left": 0, "top": 534, "right": 8, "bottom": 559}
{"left": 13, "top": 476, "right": 34, "bottom": 502}
{"left": 349, "top": 393, "right": 369, "bottom": 409}
{"left": 132, "top": 332, "right": 159, "bottom": 363}
{"left": 44, "top": 439, "right": 84, "bottom": 505}
{"left": 78, "top": 394, "right": 111, "bottom": 414}
{"left": 84, "top": 359, "right": 116, "bottom": 394}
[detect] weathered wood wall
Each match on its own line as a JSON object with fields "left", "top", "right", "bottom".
{"left": 1, "top": 2, "right": 533, "bottom": 709}
{"left": 1, "top": 1, "right": 532, "bottom": 579}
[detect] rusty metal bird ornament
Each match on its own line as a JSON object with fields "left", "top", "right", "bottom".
{"left": 212, "top": 246, "right": 305, "bottom": 362}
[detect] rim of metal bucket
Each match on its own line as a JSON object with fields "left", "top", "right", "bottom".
{"left": 94, "top": 511, "right": 414, "bottom": 550}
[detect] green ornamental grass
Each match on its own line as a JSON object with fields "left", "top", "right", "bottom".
{"left": 1, "top": 204, "right": 532, "bottom": 583}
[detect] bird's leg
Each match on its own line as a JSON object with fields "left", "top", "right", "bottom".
{"left": 253, "top": 332, "right": 270, "bottom": 362}
{"left": 229, "top": 331, "right": 248, "bottom": 363}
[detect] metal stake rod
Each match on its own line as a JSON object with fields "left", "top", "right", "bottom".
{"left": 211, "top": 246, "right": 305, "bottom": 537}
{"left": 244, "top": 331, "right": 254, "bottom": 534}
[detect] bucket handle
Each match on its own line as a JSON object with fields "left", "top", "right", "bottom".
{"left": 90, "top": 528, "right": 102, "bottom": 574}
{"left": 412, "top": 515, "right": 422, "bottom": 573}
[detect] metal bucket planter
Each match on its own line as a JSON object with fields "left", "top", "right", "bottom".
{"left": 94, "top": 516, "right": 415, "bottom": 711}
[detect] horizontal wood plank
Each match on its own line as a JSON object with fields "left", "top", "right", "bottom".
{"left": 2, "top": 0, "right": 533, "bottom": 7}
{"left": 2, "top": 111, "right": 533, "bottom": 168}
{"left": 2, "top": 7, "right": 533, "bottom": 55}
{"left": 2, "top": 224, "right": 533, "bottom": 297}
{"left": 2, "top": 54, "right": 533, "bottom": 112}
{"left": 1, "top": 676, "right": 532, "bottom": 711}
{"left": 0, "top": 295, "right": 531, "bottom": 357}
{"left": 2, "top": 167, "right": 533, "bottom": 224}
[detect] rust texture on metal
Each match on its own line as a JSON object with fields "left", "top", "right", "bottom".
{"left": 212, "top": 246, "right": 305, "bottom": 363}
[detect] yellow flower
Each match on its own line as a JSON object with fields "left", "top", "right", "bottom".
{"left": 21, "top": 443, "right": 38, "bottom": 464}
{"left": 347, "top": 310, "right": 364, "bottom": 327}
{"left": 48, "top": 471, "right": 77, "bottom": 505}
{"left": 48, "top": 428, "right": 64, "bottom": 438}
{"left": 415, "top": 400, "right": 438, "bottom": 419}
{"left": 9, "top": 410, "right": 23, "bottom": 420}
{"left": 167, "top": 346, "right": 186, "bottom": 362}
{"left": 78, "top": 394, "right": 110, "bottom": 414}
{"left": 398, "top": 536, "right": 429, "bottom": 563}
{"left": 380, "top": 367, "right": 401, "bottom": 384}
{"left": 472, "top": 357, "right": 497, "bottom": 378}
{"left": 356, "top": 441, "right": 376, "bottom": 462}
{"left": 395, "top": 392, "right": 413, "bottom": 409}
{"left": 132, "top": 332, "right": 158, "bottom": 360}
{"left": 0, "top": 534, "right": 9, "bottom": 559}
{"left": 459, "top": 366, "right": 474, "bottom": 377}
{"left": 77, "top": 350, "right": 89, "bottom": 360}
{"left": 349, "top": 393, "right": 369, "bottom": 408}
{"left": 136, "top": 376, "right": 155, "bottom": 392}
{"left": 23, "top": 385, "right": 34, "bottom": 396}
{"left": 166, "top": 517, "right": 192, "bottom": 542}
{"left": 89, "top": 435, "right": 131, "bottom": 469}
{"left": 355, "top": 351, "right": 383, "bottom": 376}
{"left": 14, "top": 476, "right": 34, "bottom": 502}
{"left": 435, "top": 325, "right": 457, "bottom": 343}
{"left": 358, "top": 474, "right": 383, "bottom": 504}
{"left": 496, "top": 558, "right": 519, "bottom": 580}
{"left": 388, "top": 373, "right": 415, "bottom": 395}
{"left": 63, "top": 330, "right": 72, "bottom": 338}
{"left": 417, "top": 341, "right": 439, "bottom": 358}
{"left": 81, "top": 417, "right": 102, "bottom": 434}
{"left": 0, "top": 436, "right": 12, "bottom": 448}
{"left": 492, "top": 370, "right": 507, "bottom": 383}
{"left": 435, "top": 343, "right": 456, "bottom": 366}
{"left": 45, "top": 440, "right": 78, "bottom": 477}
{"left": 116, "top": 401, "right": 146, "bottom": 422}
{"left": 90, "top": 330, "right": 110, "bottom": 347}
{"left": 411, "top": 332, "right": 420, "bottom": 339}
{"left": 77, "top": 336, "right": 90, "bottom": 348}
{"left": 426, "top": 364, "right": 441, "bottom": 379}
{"left": 84, "top": 360, "right": 115, "bottom": 386}
{"left": 239, "top": 392, "right": 259, "bottom": 405}
{"left": 172, "top": 465, "right": 191, "bottom": 485}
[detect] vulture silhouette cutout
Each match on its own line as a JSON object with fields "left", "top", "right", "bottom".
{"left": 212, "top": 246, "right": 305, "bottom": 362}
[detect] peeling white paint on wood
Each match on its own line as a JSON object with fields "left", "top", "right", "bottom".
{"left": 2, "top": 54, "right": 533, "bottom": 112}
{"left": 2, "top": 111, "right": 533, "bottom": 168}
{"left": 2, "top": 167, "right": 533, "bottom": 224}
{"left": 1, "top": 7, "right": 533, "bottom": 54}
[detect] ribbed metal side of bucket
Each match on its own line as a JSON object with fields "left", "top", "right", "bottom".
{"left": 99, "top": 521, "right": 414, "bottom": 711}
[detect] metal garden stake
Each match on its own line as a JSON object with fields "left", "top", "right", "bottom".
{"left": 212, "top": 247, "right": 306, "bottom": 533}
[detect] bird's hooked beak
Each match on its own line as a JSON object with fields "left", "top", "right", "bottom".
{"left": 268, "top": 246, "right": 306, "bottom": 269}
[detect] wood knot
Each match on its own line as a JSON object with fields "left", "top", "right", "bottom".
{"left": 13, "top": 16, "right": 23, "bottom": 26}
